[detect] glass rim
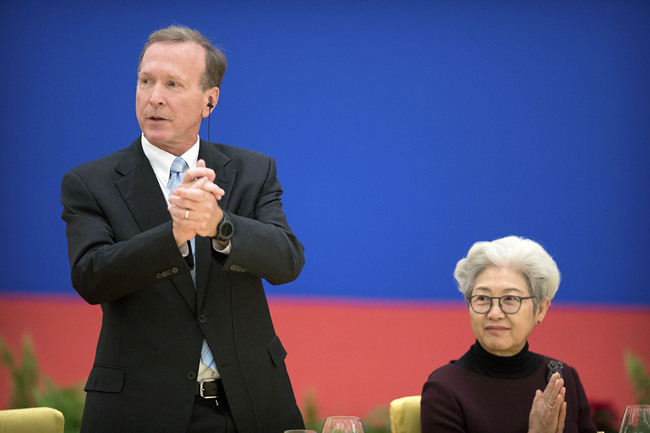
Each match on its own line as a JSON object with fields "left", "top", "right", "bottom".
{"left": 467, "top": 295, "right": 534, "bottom": 314}
{"left": 283, "top": 430, "right": 318, "bottom": 433}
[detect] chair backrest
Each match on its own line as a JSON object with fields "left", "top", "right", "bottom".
{"left": 0, "top": 407, "right": 65, "bottom": 433}
{"left": 388, "top": 397, "right": 606, "bottom": 433}
{"left": 389, "top": 395, "right": 421, "bottom": 433}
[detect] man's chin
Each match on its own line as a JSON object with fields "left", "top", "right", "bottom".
{"left": 143, "top": 131, "right": 169, "bottom": 147}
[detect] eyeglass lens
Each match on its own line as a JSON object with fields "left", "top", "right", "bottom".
{"left": 470, "top": 295, "right": 524, "bottom": 314}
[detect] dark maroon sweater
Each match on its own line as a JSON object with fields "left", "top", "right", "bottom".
{"left": 421, "top": 342, "right": 596, "bottom": 433}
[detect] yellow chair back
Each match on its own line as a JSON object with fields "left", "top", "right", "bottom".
{"left": 0, "top": 407, "right": 64, "bottom": 433}
{"left": 389, "top": 395, "right": 421, "bottom": 433}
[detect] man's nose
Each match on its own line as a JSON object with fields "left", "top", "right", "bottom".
{"left": 149, "top": 84, "right": 166, "bottom": 105}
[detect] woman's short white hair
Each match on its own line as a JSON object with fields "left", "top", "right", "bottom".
{"left": 454, "top": 236, "right": 561, "bottom": 307}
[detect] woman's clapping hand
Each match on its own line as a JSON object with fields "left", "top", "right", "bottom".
{"left": 528, "top": 372, "right": 567, "bottom": 433}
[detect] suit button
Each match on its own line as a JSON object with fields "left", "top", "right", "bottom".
{"left": 186, "top": 371, "right": 196, "bottom": 380}
{"left": 198, "top": 315, "right": 206, "bottom": 324}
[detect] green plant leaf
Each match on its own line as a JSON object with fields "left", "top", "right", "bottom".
{"left": 624, "top": 350, "right": 650, "bottom": 405}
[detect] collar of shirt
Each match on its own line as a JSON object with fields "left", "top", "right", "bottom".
{"left": 140, "top": 134, "right": 201, "bottom": 200}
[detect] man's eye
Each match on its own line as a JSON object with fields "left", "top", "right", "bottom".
{"left": 168, "top": 81, "right": 177, "bottom": 87}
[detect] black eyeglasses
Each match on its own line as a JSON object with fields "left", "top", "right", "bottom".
{"left": 467, "top": 295, "right": 534, "bottom": 314}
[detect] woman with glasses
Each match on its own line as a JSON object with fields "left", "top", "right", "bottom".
{"left": 421, "top": 236, "right": 596, "bottom": 433}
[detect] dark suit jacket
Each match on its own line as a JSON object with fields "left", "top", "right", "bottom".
{"left": 61, "top": 138, "right": 305, "bottom": 433}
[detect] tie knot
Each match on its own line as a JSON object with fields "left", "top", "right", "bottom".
{"left": 170, "top": 157, "right": 189, "bottom": 175}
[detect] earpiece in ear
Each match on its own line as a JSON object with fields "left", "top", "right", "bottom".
{"left": 207, "top": 100, "right": 214, "bottom": 109}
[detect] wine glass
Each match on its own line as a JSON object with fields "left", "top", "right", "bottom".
{"left": 321, "top": 416, "right": 364, "bottom": 433}
{"left": 619, "top": 405, "right": 650, "bottom": 433}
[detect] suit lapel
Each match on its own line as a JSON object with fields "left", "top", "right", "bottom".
{"left": 114, "top": 141, "right": 169, "bottom": 232}
{"left": 200, "top": 139, "right": 235, "bottom": 210}
{"left": 195, "top": 140, "right": 236, "bottom": 312}
{"left": 114, "top": 139, "right": 197, "bottom": 313}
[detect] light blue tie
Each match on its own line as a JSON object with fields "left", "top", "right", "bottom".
{"left": 168, "top": 157, "right": 217, "bottom": 371}
{"left": 168, "top": 157, "right": 188, "bottom": 193}
{"left": 168, "top": 158, "right": 194, "bottom": 277}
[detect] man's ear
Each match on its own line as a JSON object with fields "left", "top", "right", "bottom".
{"left": 203, "top": 87, "right": 220, "bottom": 118}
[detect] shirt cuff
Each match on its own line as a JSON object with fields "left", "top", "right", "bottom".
{"left": 179, "top": 241, "right": 190, "bottom": 257}
{"left": 212, "top": 238, "right": 232, "bottom": 255}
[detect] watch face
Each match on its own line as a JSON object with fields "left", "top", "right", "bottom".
{"left": 221, "top": 222, "right": 234, "bottom": 237}
{"left": 219, "top": 219, "right": 234, "bottom": 239}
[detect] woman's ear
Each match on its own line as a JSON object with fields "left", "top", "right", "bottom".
{"left": 535, "top": 299, "right": 551, "bottom": 324}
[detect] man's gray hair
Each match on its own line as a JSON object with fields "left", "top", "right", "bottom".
{"left": 138, "top": 25, "right": 227, "bottom": 90}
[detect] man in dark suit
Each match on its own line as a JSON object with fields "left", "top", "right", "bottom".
{"left": 61, "top": 25, "right": 305, "bottom": 433}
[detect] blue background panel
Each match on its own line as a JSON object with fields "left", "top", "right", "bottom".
{"left": 1, "top": 0, "right": 649, "bottom": 304}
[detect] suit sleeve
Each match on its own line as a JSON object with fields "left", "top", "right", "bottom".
{"left": 421, "top": 372, "right": 467, "bottom": 433}
{"left": 220, "top": 157, "right": 304, "bottom": 285}
{"left": 61, "top": 169, "right": 189, "bottom": 305}
{"left": 564, "top": 366, "right": 598, "bottom": 433}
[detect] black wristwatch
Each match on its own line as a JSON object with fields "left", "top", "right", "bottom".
{"left": 215, "top": 212, "right": 234, "bottom": 242}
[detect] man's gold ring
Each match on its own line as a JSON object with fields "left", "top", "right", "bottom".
{"left": 185, "top": 209, "right": 190, "bottom": 219}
